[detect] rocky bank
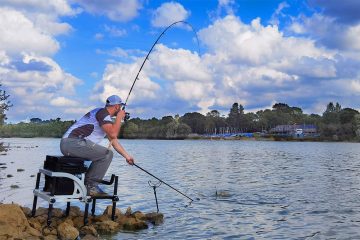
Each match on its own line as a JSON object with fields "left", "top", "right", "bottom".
{"left": 0, "top": 203, "right": 163, "bottom": 240}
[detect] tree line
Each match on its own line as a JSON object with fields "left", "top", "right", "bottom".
{"left": 0, "top": 98, "right": 359, "bottom": 141}
{"left": 119, "top": 102, "right": 360, "bottom": 141}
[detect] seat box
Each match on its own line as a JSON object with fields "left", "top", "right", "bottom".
{"left": 43, "top": 155, "right": 88, "bottom": 195}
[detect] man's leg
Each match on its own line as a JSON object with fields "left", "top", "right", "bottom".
{"left": 60, "top": 138, "right": 113, "bottom": 187}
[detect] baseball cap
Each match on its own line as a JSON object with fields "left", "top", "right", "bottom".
{"left": 105, "top": 95, "right": 124, "bottom": 106}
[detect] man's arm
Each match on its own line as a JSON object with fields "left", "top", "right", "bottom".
{"left": 101, "top": 110, "right": 134, "bottom": 165}
{"left": 101, "top": 110, "right": 123, "bottom": 139}
{"left": 109, "top": 138, "right": 134, "bottom": 165}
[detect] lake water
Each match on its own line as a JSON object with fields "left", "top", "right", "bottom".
{"left": 1, "top": 138, "right": 360, "bottom": 239}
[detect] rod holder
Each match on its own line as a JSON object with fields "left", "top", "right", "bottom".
{"left": 148, "top": 180, "right": 162, "bottom": 213}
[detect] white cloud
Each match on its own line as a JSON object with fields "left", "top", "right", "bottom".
{"left": 33, "top": 13, "right": 73, "bottom": 36}
{"left": 50, "top": 97, "right": 78, "bottom": 107}
{"left": 104, "top": 25, "right": 127, "bottom": 37}
{"left": 1, "top": 54, "right": 82, "bottom": 93}
{"left": 287, "top": 13, "right": 360, "bottom": 52}
{"left": 0, "top": 46, "right": 83, "bottom": 121}
{"left": 151, "top": 2, "right": 190, "bottom": 27}
{"left": 147, "top": 44, "right": 210, "bottom": 82}
{"left": 0, "top": 7, "right": 59, "bottom": 56}
{"left": 0, "top": 0, "right": 76, "bottom": 36}
{"left": 0, "top": 51, "right": 10, "bottom": 66}
{"left": 209, "top": 0, "right": 236, "bottom": 20}
{"left": 0, "top": 4, "right": 88, "bottom": 121}
{"left": 94, "top": 14, "right": 358, "bottom": 116}
{"left": 93, "top": 60, "right": 160, "bottom": 106}
{"left": 200, "top": 17, "right": 334, "bottom": 65}
{"left": 269, "top": 1, "right": 290, "bottom": 25}
{"left": 75, "top": 0, "right": 142, "bottom": 22}
{"left": 350, "top": 80, "right": 360, "bottom": 93}
{"left": 344, "top": 24, "right": 360, "bottom": 50}
{"left": 94, "top": 33, "right": 104, "bottom": 40}
{"left": 0, "top": 0, "right": 77, "bottom": 16}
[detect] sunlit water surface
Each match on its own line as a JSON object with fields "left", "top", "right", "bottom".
{"left": 1, "top": 138, "right": 360, "bottom": 239}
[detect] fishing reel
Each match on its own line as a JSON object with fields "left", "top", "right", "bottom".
{"left": 121, "top": 105, "right": 130, "bottom": 122}
{"left": 124, "top": 112, "right": 130, "bottom": 121}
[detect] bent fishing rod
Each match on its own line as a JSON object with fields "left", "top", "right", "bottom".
{"left": 121, "top": 21, "right": 200, "bottom": 202}
{"left": 122, "top": 20, "right": 200, "bottom": 115}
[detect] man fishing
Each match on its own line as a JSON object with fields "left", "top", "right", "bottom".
{"left": 60, "top": 95, "right": 134, "bottom": 196}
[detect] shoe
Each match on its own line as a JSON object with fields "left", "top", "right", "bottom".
{"left": 88, "top": 185, "right": 108, "bottom": 197}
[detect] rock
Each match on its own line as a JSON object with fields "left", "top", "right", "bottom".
{"left": 44, "top": 235, "right": 58, "bottom": 240}
{"left": 21, "top": 236, "right": 41, "bottom": 240}
{"left": 0, "top": 204, "right": 41, "bottom": 239}
{"left": 122, "top": 217, "right": 148, "bottom": 231}
{"left": 34, "top": 207, "right": 49, "bottom": 216}
{"left": 57, "top": 221, "right": 79, "bottom": 240}
{"left": 95, "top": 220, "right": 119, "bottom": 233}
{"left": 145, "top": 212, "right": 164, "bottom": 225}
{"left": 28, "top": 218, "right": 42, "bottom": 231}
{"left": 80, "top": 225, "right": 98, "bottom": 237}
{"left": 43, "top": 226, "right": 57, "bottom": 236}
{"left": 34, "top": 215, "right": 47, "bottom": 225}
{"left": 103, "top": 205, "right": 122, "bottom": 217}
{"left": 133, "top": 211, "right": 145, "bottom": 220}
{"left": 125, "top": 206, "right": 132, "bottom": 216}
{"left": 1, "top": 203, "right": 162, "bottom": 239}
{"left": 26, "top": 226, "right": 42, "bottom": 237}
{"left": 72, "top": 216, "right": 84, "bottom": 229}
{"left": 21, "top": 206, "right": 32, "bottom": 217}
{"left": 91, "top": 214, "right": 109, "bottom": 223}
{"left": 69, "top": 206, "right": 83, "bottom": 217}
{"left": 63, "top": 218, "right": 74, "bottom": 226}
{"left": 82, "top": 234, "right": 99, "bottom": 240}
{"left": 52, "top": 208, "right": 64, "bottom": 218}
{"left": 115, "top": 214, "right": 127, "bottom": 225}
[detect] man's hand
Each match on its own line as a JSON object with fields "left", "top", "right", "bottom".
{"left": 116, "top": 109, "right": 126, "bottom": 120}
{"left": 126, "top": 155, "right": 134, "bottom": 165}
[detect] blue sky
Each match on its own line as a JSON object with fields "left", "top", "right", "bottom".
{"left": 1, "top": 0, "right": 360, "bottom": 122}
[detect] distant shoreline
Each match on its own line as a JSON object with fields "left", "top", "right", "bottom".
{"left": 1, "top": 136, "right": 359, "bottom": 143}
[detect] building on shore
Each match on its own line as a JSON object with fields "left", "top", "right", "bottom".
{"left": 270, "top": 124, "right": 318, "bottom": 137}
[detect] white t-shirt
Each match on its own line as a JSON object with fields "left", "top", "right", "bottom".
{"left": 63, "top": 108, "right": 112, "bottom": 143}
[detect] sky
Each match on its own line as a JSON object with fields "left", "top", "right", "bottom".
{"left": 1, "top": 0, "right": 360, "bottom": 122}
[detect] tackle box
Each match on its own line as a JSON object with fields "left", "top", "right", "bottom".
{"left": 43, "top": 155, "right": 88, "bottom": 195}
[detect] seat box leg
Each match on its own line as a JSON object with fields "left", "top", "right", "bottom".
{"left": 31, "top": 172, "right": 41, "bottom": 217}
{"left": 91, "top": 199, "right": 96, "bottom": 216}
{"left": 47, "top": 203, "right": 53, "bottom": 227}
{"left": 66, "top": 202, "right": 70, "bottom": 216}
{"left": 84, "top": 202, "right": 89, "bottom": 226}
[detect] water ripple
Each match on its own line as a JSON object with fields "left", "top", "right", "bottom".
{"left": 1, "top": 139, "right": 360, "bottom": 239}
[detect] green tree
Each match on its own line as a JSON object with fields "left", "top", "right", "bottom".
{"left": 322, "top": 102, "right": 341, "bottom": 124}
{"left": 339, "top": 108, "right": 359, "bottom": 124}
{"left": 180, "top": 112, "right": 206, "bottom": 134}
{"left": 0, "top": 85, "right": 12, "bottom": 125}
{"left": 227, "top": 103, "right": 240, "bottom": 129}
{"left": 354, "top": 114, "right": 360, "bottom": 140}
{"left": 122, "top": 122, "right": 139, "bottom": 138}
